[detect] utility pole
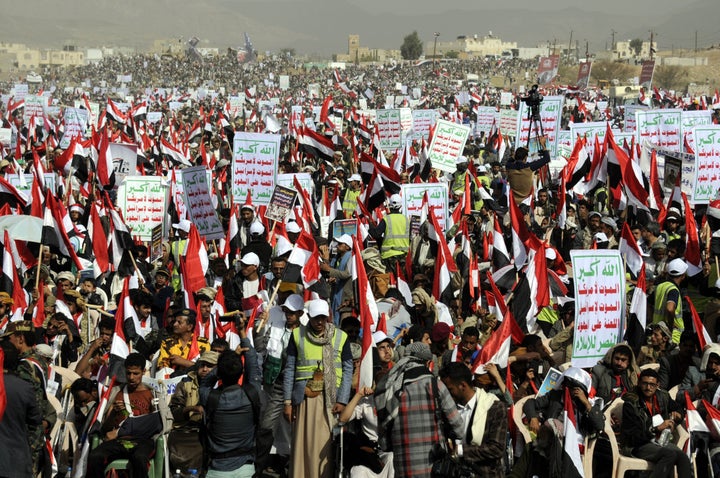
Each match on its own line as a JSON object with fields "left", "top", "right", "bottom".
{"left": 695, "top": 30, "right": 698, "bottom": 54}
{"left": 611, "top": 29, "right": 617, "bottom": 50}
{"left": 649, "top": 29, "right": 655, "bottom": 59}
{"left": 568, "top": 30, "right": 573, "bottom": 64}
{"left": 585, "top": 41, "right": 589, "bottom": 61}
{"left": 552, "top": 38, "right": 557, "bottom": 56}
{"left": 433, "top": 32, "right": 440, "bottom": 69}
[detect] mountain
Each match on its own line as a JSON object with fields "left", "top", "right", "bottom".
{"left": 0, "top": 0, "right": 714, "bottom": 56}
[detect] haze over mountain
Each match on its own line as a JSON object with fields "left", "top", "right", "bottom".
{"left": 0, "top": 0, "right": 715, "bottom": 56}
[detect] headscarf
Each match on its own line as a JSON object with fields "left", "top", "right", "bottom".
{"left": 305, "top": 322, "right": 339, "bottom": 408}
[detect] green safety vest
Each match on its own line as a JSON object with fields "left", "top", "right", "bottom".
{"left": 292, "top": 326, "right": 346, "bottom": 386}
{"left": 342, "top": 189, "right": 361, "bottom": 217}
{"left": 652, "top": 281, "right": 683, "bottom": 344}
{"left": 381, "top": 213, "right": 410, "bottom": 259}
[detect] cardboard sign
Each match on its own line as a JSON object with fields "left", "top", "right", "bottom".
{"left": 177, "top": 166, "right": 224, "bottom": 240}
{"left": 265, "top": 185, "right": 298, "bottom": 223}
{"left": 117, "top": 177, "right": 167, "bottom": 241}
{"left": 427, "top": 120, "right": 471, "bottom": 173}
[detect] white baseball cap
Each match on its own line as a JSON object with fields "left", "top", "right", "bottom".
{"left": 307, "top": 299, "right": 330, "bottom": 318}
{"left": 286, "top": 221, "right": 302, "bottom": 234}
{"left": 172, "top": 219, "right": 191, "bottom": 233}
{"left": 334, "top": 234, "right": 353, "bottom": 248}
{"left": 240, "top": 252, "right": 260, "bottom": 266}
{"left": 389, "top": 194, "right": 402, "bottom": 209}
{"left": 348, "top": 174, "right": 362, "bottom": 182}
{"left": 667, "top": 258, "right": 688, "bottom": 276}
{"left": 282, "top": 294, "right": 305, "bottom": 312}
{"left": 372, "top": 331, "right": 393, "bottom": 345}
{"left": 250, "top": 222, "right": 265, "bottom": 235}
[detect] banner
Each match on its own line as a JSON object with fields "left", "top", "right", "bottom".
{"left": 232, "top": 132, "right": 280, "bottom": 206}
{"left": 681, "top": 110, "right": 713, "bottom": 154}
{"left": 474, "top": 106, "right": 498, "bottom": 135}
{"left": 635, "top": 109, "right": 682, "bottom": 151}
{"left": 13, "top": 84, "right": 28, "bottom": 101}
{"left": 576, "top": 61, "right": 592, "bottom": 90}
{"left": 109, "top": 143, "right": 137, "bottom": 185}
{"left": 427, "top": 119, "right": 471, "bottom": 173}
{"left": 411, "top": 109, "right": 438, "bottom": 140}
{"left": 536, "top": 56, "right": 560, "bottom": 85}
{"left": 639, "top": 60, "right": 655, "bottom": 89}
{"left": 265, "top": 185, "right": 298, "bottom": 223}
{"left": 8, "top": 173, "right": 57, "bottom": 196}
{"left": 402, "top": 183, "right": 449, "bottom": 229}
{"left": 376, "top": 109, "right": 403, "bottom": 150}
{"left": 499, "top": 109, "right": 519, "bottom": 136}
{"left": 692, "top": 126, "right": 720, "bottom": 203}
{"left": 277, "top": 173, "right": 314, "bottom": 197}
{"left": 623, "top": 105, "right": 649, "bottom": 133}
{"left": 117, "top": 177, "right": 167, "bottom": 241}
{"left": 59, "top": 108, "right": 89, "bottom": 149}
{"left": 23, "top": 95, "right": 46, "bottom": 122}
{"left": 515, "top": 96, "right": 564, "bottom": 159}
{"left": 177, "top": 166, "right": 224, "bottom": 240}
{"left": 570, "top": 250, "right": 625, "bottom": 369}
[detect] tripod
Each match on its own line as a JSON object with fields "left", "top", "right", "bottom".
{"left": 525, "top": 104, "right": 544, "bottom": 150}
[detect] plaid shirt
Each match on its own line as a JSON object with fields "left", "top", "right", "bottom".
{"left": 462, "top": 399, "right": 508, "bottom": 478}
{"left": 391, "top": 376, "right": 464, "bottom": 478}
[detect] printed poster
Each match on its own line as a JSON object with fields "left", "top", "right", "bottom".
{"left": 427, "top": 120, "right": 471, "bottom": 174}
{"left": 117, "top": 177, "right": 167, "bottom": 241}
{"left": 570, "top": 250, "right": 626, "bottom": 369}
{"left": 177, "top": 166, "right": 224, "bottom": 240}
{"left": 402, "top": 183, "right": 449, "bottom": 230}
{"left": 692, "top": 126, "right": 720, "bottom": 203}
{"left": 232, "top": 132, "right": 280, "bottom": 206}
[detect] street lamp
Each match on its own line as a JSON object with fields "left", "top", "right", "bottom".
{"left": 433, "top": 32, "right": 440, "bottom": 69}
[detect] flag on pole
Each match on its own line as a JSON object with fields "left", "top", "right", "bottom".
{"left": 563, "top": 386, "right": 585, "bottom": 478}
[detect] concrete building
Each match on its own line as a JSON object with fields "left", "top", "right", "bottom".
{"left": 335, "top": 35, "right": 401, "bottom": 63}
{"left": 613, "top": 40, "right": 657, "bottom": 60}
{"left": 425, "top": 33, "right": 517, "bottom": 59}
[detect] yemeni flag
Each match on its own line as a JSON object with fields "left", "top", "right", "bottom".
{"left": 362, "top": 168, "right": 387, "bottom": 212}
{"left": 0, "top": 176, "right": 28, "bottom": 208}
{"left": 523, "top": 246, "right": 551, "bottom": 332}
{"left": 562, "top": 387, "right": 585, "bottom": 478}
{"left": 618, "top": 222, "right": 643, "bottom": 279}
{"left": 31, "top": 281, "right": 45, "bottom": 328}
{"left": 353, "top": 235, "right": 377, "bottom": 390}
{"left": 182, "top": 223, "right": 210, "bottom": 294}
{"left": 110, "top": 278, "right": 132, "bottom": 360}
{"left": 105, "top": 98, "right": 127, "bottom": 125}
{"left": 485, "top": 271, "right": 509, "bottom": 323}
{"left": 428, "top": 205, "right": 458, "bottom": 303}
{"left": 73, "top": 376, "right": 117, "bottom": 478}
{"left": 682, "top": 193, "right": 703, "bottom": 277}
{"left": 2, "top": 230, "right": 27, "bottom": 321}
{"left": 686, "top": 295, "right": 713, "bottom": 349}
{"left": 648, "top": 149, "right": 665, "bottom": 215}
{"left": 491, "top": 213, "right": 511, "bottom": 270}
{"left": 472, "top": 308, "right": 523, "bottom": 373}
{"left": 285, "top": 230, "right": 321, "bottom": 288}
{"left": 95, "top": 130, "right": 115, "bottom": 189}
{"left": 43, "top": 192, "right": 84, "bottom": 270}
{"left": 358, "top": 153, "right": 402, "bottom": 195}
{"left": 685, "top": 392, "right": 710, "bottom": 434}
{"left": 625, "top": 264, "right": 648, "bottom": 353}
{"left": 395, "top": 262, "right": 413, "bottom": 306}
{"left": 605, "top": 126, "right": 648, "bottom": 212}
{"left": 508, "top": 193, "right": 533, "bottom": 270}
{"left": 160, "top": 138, "right": 193, "bottom": 167}
{"left": 88, "top": 203, "right": 110, "bottom": 278}
{"left": 701, "top": 399, "right": 720, "bottom": 436}
{"left": 563, "top": 137, "right": 590, "bottom": 189}
{"left": 298, "top": 126, "right": 335, "bottom": 161}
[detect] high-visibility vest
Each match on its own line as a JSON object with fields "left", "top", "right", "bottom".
{"left": 292, "top": 326, "right": 347, "bottom": 386}
{"left": 342, "top": 189, "right": 361, "bottom": 217}
{"left": 652, "top": 281, "right": 683, "bottom": 343}
{"left": 381, "top": 213, "right": 410, "bottom": 259}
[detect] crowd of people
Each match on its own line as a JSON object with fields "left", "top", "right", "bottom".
{"left": 1, "top": 50, "right": 720, "bottom": 478}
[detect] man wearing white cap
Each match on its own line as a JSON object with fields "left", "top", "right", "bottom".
{"left": 223, "top": 252, "right": 268, "bottom": 315}
{"left": 283, "top": 299, "right": 353, "bottom": 477}
{"left": 241, "top": 221, "right": 272, "bottom": 273}
{"left": 342, "top": 174, "right": 363, "bottom": 218}
{"left": 170, "top": 219, "right": 191, "bottom": 260}
{"left": 320, "top": 234, "right": 353, "bottom": 324}
{"left": 652, "top": 258, "right": 688, "bottom": 343}
{"left": 253, "top": 293, "right": 305, "bottom": 474}
{"left": 369, "top": 193, "right": 409, "bottom": 270}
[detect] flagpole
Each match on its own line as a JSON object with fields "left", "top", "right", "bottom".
{"left": 35, "top": 245, "right": 44, "bottom": 292}
{"left": 257, "top": 279, "right": 284, "bottom": 332}
{"left": 64, "top": 167, "right": 75, "bottom": 206}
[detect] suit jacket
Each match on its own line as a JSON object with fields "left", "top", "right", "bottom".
{"left": 462, "top": 396, "right": 507, "bottom": 478}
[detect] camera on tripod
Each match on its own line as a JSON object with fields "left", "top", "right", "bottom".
{"left": 522, "top": 84, "right": 544, "bottom": 121}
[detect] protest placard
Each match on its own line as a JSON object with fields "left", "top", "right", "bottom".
{"left": 109, "top": 143, "right": 137, "bottom": 185}
{"left": 570, "top": 250, "right": 625, "bottom": 369}
{"left": 265, "top": 185, "right": 298, "bottom": 223}
{"left": 146, "top": 112, "right": 162, "bottom": 124}
{"left": 59, "top": 108, "right": 89, "bottom": 149}
{"left": 635, "top": 109, "right": 682, "bottom": 151}
{"left": 117, "top": 177, "right": 167, "bottom": 241}
{"left": 8, "top": 173, "right": 57, "bottom": 196}
{"left": 639, "top": 60, "right": 655, "bottom": 89}
{"left": 499, "top": 109, "right": 519, "bottom": 136}
{"left": 556, "top": 130, "right": 573, "bottom": 158}
{"left": 177, "top": 166, "right": 224, "bottom": 240}
{"left": 402, "top": 183, "right": 449, "bottom": 229}
{"left": 151, "top": 224, "right": 164, "bottom": 263}
{"left": 681, "top": 110, "right": 713, "bottom": 153}
{"left": 515, "top": 96, "right": 563, "bottom": 159}
{"left": 332, "top": 219, "right": 357, "bottom": 239}
{"left": 536, "top": 367, "right": 563, "bottom": 397}
{"left": 411, "top": 109, "right": 437, "bottom": 140}
{"left": 376, "top": 109, "right": 403, "bottom": 150}
{"left": 623, "top": 105, "right": 648, "bottom": 133}
{"left": 232, "top": 132, "right": 280, "bottom": 206}
{"left": 474, "top": 106, "right": 498, "bottom": 135}
{"left": 277, "top": 173, "right": 314, "bottom": 198}
{"left": 23, "top": 95, "right": 46, "bottom": 122}
{"left": 427, "top": 119, "right": 471, "bottom": 173}
{"left": 692, "top": 125, "right": 720, "bottom": 203}
{"left": 0, "top": 128, "right": 11, "bottom": 147}
{"left": 13, "top": 84, "right": 28, "bottom": 101}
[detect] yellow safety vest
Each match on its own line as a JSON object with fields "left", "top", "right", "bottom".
{"left": 292, "top": 326, "right": 347, "bottom": 386}
{"left": 652, "top": 281, "right": 683, "bottom": 344}
{"left": 381, "top": 213, "right": 410, "bottom": 259}
{"left": 342, "top": 189, "right": 361, "bottom": 217}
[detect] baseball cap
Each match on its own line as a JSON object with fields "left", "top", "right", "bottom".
{"left": 307, "top": 299, "right": 330, "bottom": 318}
{"left": 0, "top": 320, "right": 34, "bottom": 338}
{"left": 240, "top": 252, "right": 260, "bottom": 267}
{"left": 588, "top": 211, "right": 602, "bottom": 219}
{"left": 286, "top": 222, "right": 302, "bottom": 234}
{"left": 593, "top": 232, "right": 609, "bottom": 243}
{"left": 667, "top": 258, "right": 688, "bottom": 276}
{"left": 389, "top": 194, "right": 402, "bottom": 209}
{"left": 333, "top": 234, "right": 353, "bottom": 248}
{"left": 172, "top": 219, "right": 191, "bottom": 233}
{"left": 348, "top": 174, "right": 361, "bottom": 182}
{"left": 666, "top": 207, "right": 681, "bottom": 221}
{"left": 372, "top": 331, "right": 393, "bottom": 345}
{"left": 198, "top": 351, "right": 219, "bottom": 366}
{"left": 600, "top": 216, "right": 617, "bottom": 231}
{"left": 281, "top": 294, "right": 305, "bottom": 312}
{"left": 455, "top": 155, "right": 468, "bottom": 164}
{"left": 249, "top": 222, "right": 265, "bottom": 235}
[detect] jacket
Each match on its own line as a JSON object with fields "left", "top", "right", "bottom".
{"left": 523, "top": 388, "right": 604, "bottom": 436}
{"left": 620, "top": 389, "right": 682, "bottom": 451}
{"left": 591, "top": 344, "right": 640, "bottom": 403}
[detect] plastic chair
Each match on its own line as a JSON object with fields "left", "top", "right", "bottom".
{"left": 603, "top": 398, "right": 654, "bottom": 478}
{"left": 104, "top": 434, "right": 165, "bottom": 478}
{"left": 53, "top": 365, "right": 81, "bottom": 384}
{"left": 668, "top": 385, "right": 679, "bottom": 400}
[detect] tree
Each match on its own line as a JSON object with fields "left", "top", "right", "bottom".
{"left": 629, "top": 38, "right": 643, "bottom": 56}
{"left": 591, "top": 60, "right": 635, "bottom": 84}
{"left": 401, "top": 31, "right": 423, "bottom": 60}
{"left": 445, "top": 51, "right": 460, "bottom": 59}
{"left": 280, "top": 48, "right": 296, "bottom": 57}
{"left": 653, "top": 65, "right": 687, "bottom": 91}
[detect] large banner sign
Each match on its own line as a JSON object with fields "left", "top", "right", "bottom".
{"left": 376, "top": 109, "right": 403, "bottom": 150}
{"left": 635, "top": 109, "right": 682, "bottom": 151}
{"left": 117, "top": 177, "right": 167, "bottom": 241}
{"left": 427, "top": 120, "right": 471, "bottom": 173}
{"left": 232, "top": 132, "right": 280, "bottom": 206}
{"left": 402, "top": 183, "right": 449, "bottom": 230}
{"left": 576, "top": 62, "right": 592, "bottom": 90}
{"left": 537, "top": 56, "right": 559, "bottom": 85}
{"left": 692, "top": 126, "right": 720, "bottom": 203}
{"left": 570, "top": 250, "right": 626, "bottom": 369}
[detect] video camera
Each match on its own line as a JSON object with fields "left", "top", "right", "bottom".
{"left": 522, "top": 84, "right": 544, "bottom": 121}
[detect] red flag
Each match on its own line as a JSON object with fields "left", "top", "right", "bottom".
{"left": 618, "top": 222, "right": 644, "bottom": 278}
{"left": 32, "top": 281, "right": 45, "bottom": 328}
{"left": 686, "top": 295, "right": 713, "bottom": 350}
{"left": 286, "top": 230, "right": 321, "bottom": 288}
{"left": 472, "top": 309, "right": 523, "bottom": 373}
{"left": 563, "top": 386, "right": 585, "bottom": 477}
{"left": 686, "top": 392, "right": 710, "bottom": 433}
{"left": 3, "top": 230, "right": 27, "bottom": 321}
{"left": 183, "top": 224, "right": 209, "bottom": 293}
{"left": 353, "top": 235, "right": 377, "bottom": 390}
{"left": 110, "top": 279, "right": 131, "bottom": 359}
{"left": 682, "top": 192, "right": 702, "bottom": 276}
{"left": 96, "top": 130, "right": 114, "bottom": 188}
